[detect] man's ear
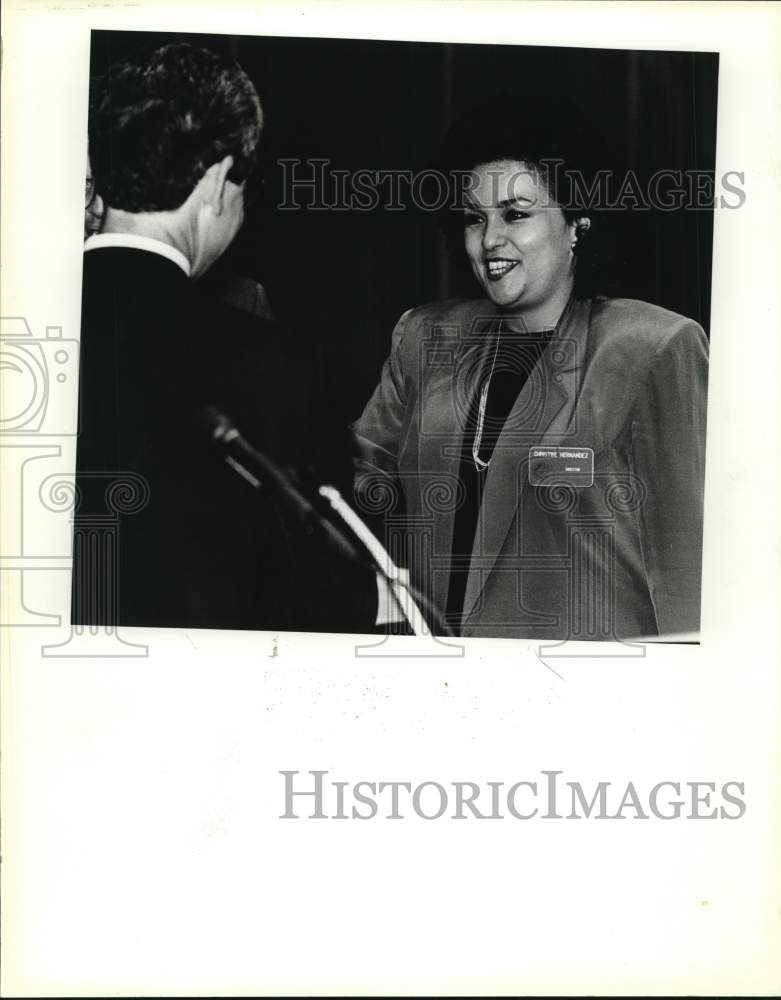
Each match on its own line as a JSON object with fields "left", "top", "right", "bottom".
{"left": 202, "top": 155, "right": 234, "bottom": 217}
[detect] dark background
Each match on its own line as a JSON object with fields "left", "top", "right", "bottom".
{"left": 89, "top": 30, "right": 718, "bottom": 438}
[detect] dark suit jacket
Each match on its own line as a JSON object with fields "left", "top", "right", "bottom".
{"left": 353, "top": 296, "right": 708, "bottom": 640}
{"left": 74, "top": 246, "right": 373, "bottom": 632}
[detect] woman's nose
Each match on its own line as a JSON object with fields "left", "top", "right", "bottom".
{"left": 482, "top": 218, "right": 507, "bottom": 251}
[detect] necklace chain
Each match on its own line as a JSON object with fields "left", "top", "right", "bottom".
{"left": 472, "top": 323, "right": 502, "bottom": 471}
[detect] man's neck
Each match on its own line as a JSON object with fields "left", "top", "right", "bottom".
{"left": 101, "top": 207, "right": 193, "bottom": 267}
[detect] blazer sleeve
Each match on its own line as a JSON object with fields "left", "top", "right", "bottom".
{"left": 628, "top": 320, "right": 709, "bottom": 635}
{"left": 350, "top": 309, "right": 417, "bottom": 627}
{"left": 351, "top": 308, "right": 413, "bottom": 482}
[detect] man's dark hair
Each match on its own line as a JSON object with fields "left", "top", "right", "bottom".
{"left": 89, "top": 42, "right": 263, "bottom": 213}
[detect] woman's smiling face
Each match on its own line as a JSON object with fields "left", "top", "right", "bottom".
{"left": 463, "top": 159, "right": 577, "bottom": 326}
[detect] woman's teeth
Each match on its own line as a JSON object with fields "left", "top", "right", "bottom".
{"left": 486, "top": 260, "right": 518, "bottom": 280}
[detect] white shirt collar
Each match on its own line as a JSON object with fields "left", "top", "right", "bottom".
{"left": 84, "top": 233, "right": 191, "bottom": 277}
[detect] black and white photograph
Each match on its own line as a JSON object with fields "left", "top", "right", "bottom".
{"left": 75, "top": 29, "right": 717, "bottom": 642}
{"left": 2, "top": 2, "right": 780, "bottom": 997}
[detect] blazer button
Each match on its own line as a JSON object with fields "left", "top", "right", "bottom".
{"left": 554, "top": 373, "right": 563, "bottom": 383}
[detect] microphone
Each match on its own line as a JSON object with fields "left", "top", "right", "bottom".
{"left": 201, "top": 406, "right": 366, "bottom": 567}
{"left": 201, "top": 407, "right": 453, "bottom": 637}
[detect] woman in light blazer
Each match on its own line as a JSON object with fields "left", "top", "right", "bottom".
{"left": 352, "top": 106, "right": 708, "bottom": 641}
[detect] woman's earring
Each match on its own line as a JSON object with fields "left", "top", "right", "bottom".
{"left": 571, "top": 217, "right": 591, "bottom": 254}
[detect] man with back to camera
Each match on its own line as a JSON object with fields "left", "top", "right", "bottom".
{"left": 75, "top": 42, "right": 374, "bottom": 632}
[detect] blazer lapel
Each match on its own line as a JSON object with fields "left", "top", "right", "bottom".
{"left": 461, "top": 298, "right": 593, "bottom": 620}
{"left": 416, "top": 305, "right": 501, "bottom": 612}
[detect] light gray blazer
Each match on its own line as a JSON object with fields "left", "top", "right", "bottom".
{"left": 353, "top": 296, "right": 708, "bottom": 640}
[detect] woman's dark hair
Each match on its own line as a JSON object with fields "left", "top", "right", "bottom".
{"left": 89, "top": 42, "right": 263, "bottom": 213}
{"left": 435, "top": 93, "right": 608, "bottom": 296}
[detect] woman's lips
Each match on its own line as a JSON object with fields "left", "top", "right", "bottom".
{"left": 485, "top": 259, "right": 519, "bottom": 282}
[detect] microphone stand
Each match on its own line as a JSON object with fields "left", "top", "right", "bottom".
{"left": 203, "top": 407, "right": 449, "bottom": 637}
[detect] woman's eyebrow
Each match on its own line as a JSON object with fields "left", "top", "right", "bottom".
{"left": 463, "top": 195, "right": 537, "bottom": 211}
{"left": 497, "top": 195, "right": 537, "bottom": 209}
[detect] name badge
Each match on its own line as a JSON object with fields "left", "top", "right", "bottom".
{"left": 529, "top": 446, "right": 594, "bottom": 488}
